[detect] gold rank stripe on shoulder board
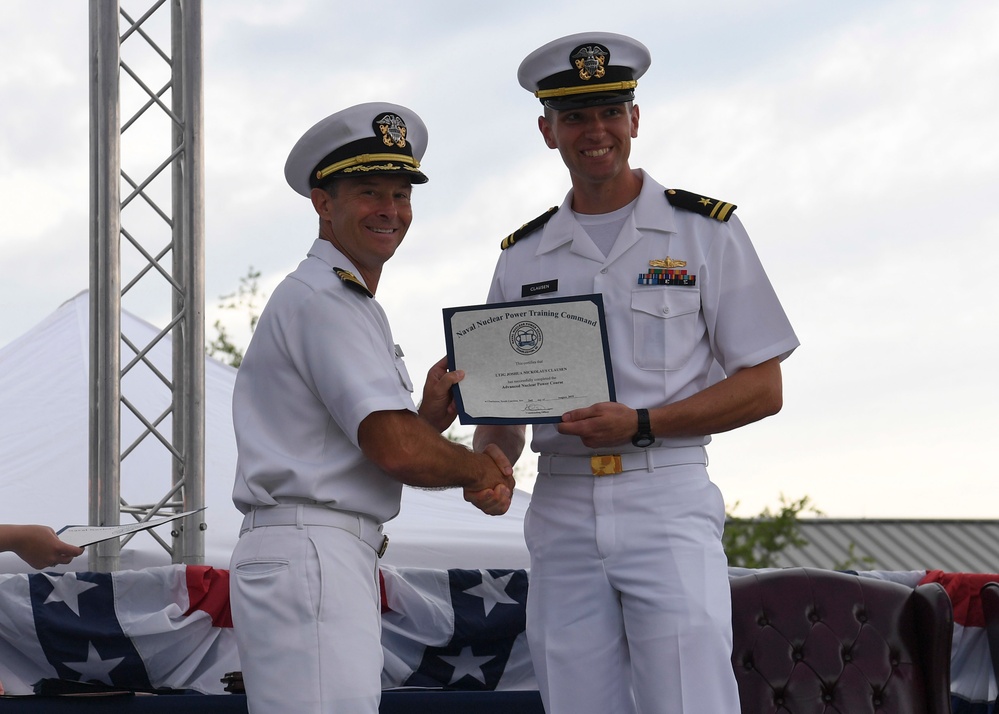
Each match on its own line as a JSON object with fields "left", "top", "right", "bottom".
{"left": 665, "top": 189, "right": 737, "bottom": 222}
{"left": 333, "top": 267, "right": 373, "bottom": 298}
{"left": 500, "top": 206, "right": 559, "bottom": 250}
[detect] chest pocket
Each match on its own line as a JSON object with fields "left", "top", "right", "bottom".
{"left": 393, "top": 345, "right": 414, "bottom": 393}
{"left": 631, "top": 288, "right": 702, "bottom": 371}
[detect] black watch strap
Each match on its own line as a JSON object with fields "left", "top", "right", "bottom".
{"left": 631, "top": 408, "right": 655, "bottom": 448}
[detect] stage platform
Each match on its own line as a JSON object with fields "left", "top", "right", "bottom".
{"left": 0, "top": 691, "right": 545, "bottom": 713}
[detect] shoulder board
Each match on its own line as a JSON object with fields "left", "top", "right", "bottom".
{"left": 665, "top": 189, "right": 737, "bottom": 222}
{"left": 500, "top": 206, "right": 559, "bottom": 250}
{"left": 333, "top": 267, "right": 373, "bottom": 298}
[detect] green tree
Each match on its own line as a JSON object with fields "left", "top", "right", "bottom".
{"left": 723, "top": 494, "right": 819, "bottom": 569}
{"left": 206, "top": 267, "right": 265, "bottom": 368}
{"left": 724, "top": 494, "right": 876, "bottom": 570}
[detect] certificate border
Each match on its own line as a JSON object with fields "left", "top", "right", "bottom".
{"left": 443, "top": 293, "right": 616, "bottom": 425}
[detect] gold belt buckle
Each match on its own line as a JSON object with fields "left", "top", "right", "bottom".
{"left": 590, "top": 455, "right": 623, "bottom": 477}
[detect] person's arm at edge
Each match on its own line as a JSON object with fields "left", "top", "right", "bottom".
{"left": 0, "top": 524, "right": 85, "bottom": 570}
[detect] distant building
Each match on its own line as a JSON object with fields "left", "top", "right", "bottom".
{"left": 770, "top": 520, "right": 999, "bottom": 573}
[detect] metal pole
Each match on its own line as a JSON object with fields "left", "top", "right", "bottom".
{"left": 172, "top": 0, "right": 206, "bottom": 563}
{"left": 89, "top": 0, "right": 122, "bottom": 572}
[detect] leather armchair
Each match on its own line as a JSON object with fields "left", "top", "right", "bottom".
{"left": 979, "top": 582, "right": 999, "bottom": 703}
{"left": 731, "top": 567, "right": 953, "bottom": 713}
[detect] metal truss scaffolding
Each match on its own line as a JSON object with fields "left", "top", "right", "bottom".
{"left": 88, "top": 0, "right": 206, "bottom": 571}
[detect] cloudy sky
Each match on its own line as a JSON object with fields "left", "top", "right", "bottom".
{"left": 2, "top": 0, "right": 997, "bottom": 520}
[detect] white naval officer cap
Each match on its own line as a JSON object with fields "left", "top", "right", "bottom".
{"left": 284, "top": 102, "right": 429, "bottom": 197}
{"left": 518, "top": 32, "right": 651, "bottom": 110}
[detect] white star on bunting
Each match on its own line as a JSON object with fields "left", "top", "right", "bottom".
{"left": 439, "top": 646, "right": 496, "bottom": 686}
{"left": 62, "top": 642, "right": 125, "bottom": 685}
{"left": 463, "top": 570, "right": 518, "bottom": 617}
{"left": 42, "top": 573, "right": 99, "bottom": 617}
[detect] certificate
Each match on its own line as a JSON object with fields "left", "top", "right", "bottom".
{"left": 443, "top": 294, "right": 615, "bottom": 424}
{"left": 57, "top": 508, "right": 206, "bottom": 547}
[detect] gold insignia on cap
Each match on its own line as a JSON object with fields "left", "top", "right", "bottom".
{"left": 535, "top": 80, "right": 638, "bottom": 101}
{"left": 649, "top": 257, "right": 687, "bottom": 269}
{"left": 343, "top": 162, "right": 413, "bottom": 175}
{"left": 376, "top": 113, "right": 408, "bottom": 149}
{"left": 317, "top": 155, "right": 421, "bottom": 182}
{"left": 572, "top": 44, "right": 608, "bottom": 81}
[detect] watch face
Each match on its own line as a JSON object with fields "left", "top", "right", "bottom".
{"left": 631, "top": 432, "right": 655, "bottom": 448}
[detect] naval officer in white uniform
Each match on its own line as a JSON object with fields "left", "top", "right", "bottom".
{"left": 473, "top": 33, "right": 799, "bottom": 713}
{"left": 230, "top": 102, "right": 516, "bottom": 714}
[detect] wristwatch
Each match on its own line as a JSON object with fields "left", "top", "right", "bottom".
{"left": 631, "top": 408, "right": 655, "bottom": 448}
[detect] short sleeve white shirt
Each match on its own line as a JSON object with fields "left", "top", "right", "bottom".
{"left": 231, "top": 239, "right": 416, "bottom": 522}
{"left": 486, "top": 170, "right": 799, "bottom": 455}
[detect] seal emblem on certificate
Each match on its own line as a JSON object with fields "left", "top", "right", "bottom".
{"left": 443, "top": 294, "right": 616, "bottom": 424}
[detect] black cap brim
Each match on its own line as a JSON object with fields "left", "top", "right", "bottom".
{"left": 542, "top": 90, "right": 636, "bottom": 111}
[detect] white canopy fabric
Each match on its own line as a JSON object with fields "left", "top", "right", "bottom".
{"left": 0, "top": 291, "right": 529, "bottom": 574}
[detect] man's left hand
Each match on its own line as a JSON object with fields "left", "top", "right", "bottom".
{"left": 418, "top": 356, "right": 463, "bottom": 432}
{"left": 557, "top": 401, "right": 637, "bottom": 448}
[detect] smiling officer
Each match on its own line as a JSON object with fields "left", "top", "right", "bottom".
{"left": 229, "top": 102, "right": 516, "bottom": 714}
{"left": 473, "top": 33, "right": 800, "bottom": 714}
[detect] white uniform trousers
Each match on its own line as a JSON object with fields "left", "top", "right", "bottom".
{"left": 525, "top": 457, "right": 741, "bottom": 714}
{"left": 230, "top": 521, "right": 382, "bottom": 714}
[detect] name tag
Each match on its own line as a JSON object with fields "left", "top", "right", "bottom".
{"left": 521, "top": 279, "right": 559, "bottom": 297}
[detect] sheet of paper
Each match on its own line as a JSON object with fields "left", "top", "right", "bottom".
{"left": 57, "top": 508, "right": 206, "bottom": 547}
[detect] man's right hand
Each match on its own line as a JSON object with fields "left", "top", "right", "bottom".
{"left": 464, "top": 444, "right": 516, "bottom": 515}
{"left": 464, "top": 484, "right": 513, "bottom": 515}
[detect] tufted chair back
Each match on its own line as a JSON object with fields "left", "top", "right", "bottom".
{"left": 730, "top": 568, "right": 953, "bottom": 713}
{"left": 980, "top": 582, "right": 999, "bottom": 701}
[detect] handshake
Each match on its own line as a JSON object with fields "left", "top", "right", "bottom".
{"left": 460, "top": 442, "right": 518, "bottom": 517}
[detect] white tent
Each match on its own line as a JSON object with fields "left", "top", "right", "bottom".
{"left": 0, "top": 291, "right": 529, "bottom": 574}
